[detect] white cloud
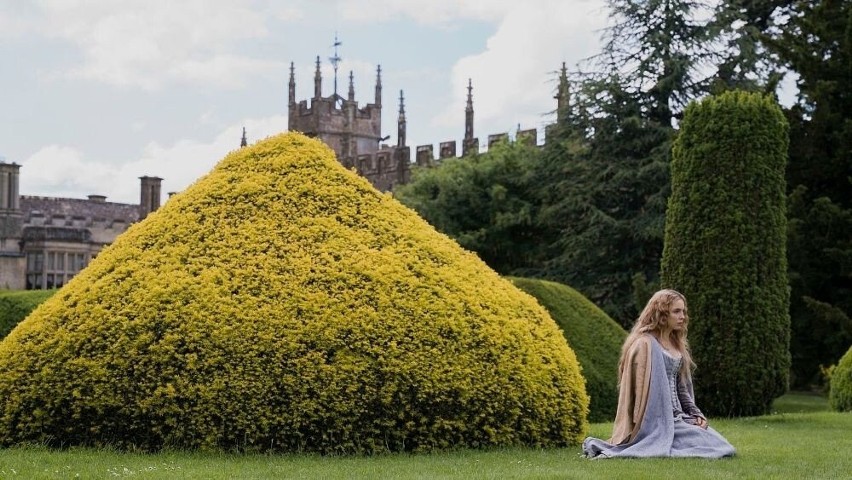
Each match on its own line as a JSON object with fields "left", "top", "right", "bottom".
{"left": 0, "top": 3, "right": 39, "bottom": 38}
{"left": 19, "top": 145, "right": 118, "bottom": 199}
{"left": 338, "top": 0, "right": 513, "bottom": 25}
{"left": 434, "top": 0, "right": 607, "bottom": 145}
{"left": 19, "top": 116, "right": 289, "bottom": 204}
{"left": 34, "top": 0, "right": 297, "bottom": 90}
{"left": 113, "top": 115, "right": 289, "bottom": 203}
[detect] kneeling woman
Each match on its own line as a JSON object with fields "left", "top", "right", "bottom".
{"left": 583, "top": 289, "right": 735, "bottom": 458}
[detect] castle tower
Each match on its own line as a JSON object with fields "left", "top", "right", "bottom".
{"left": 287, "top": 57, "right": 383, "bottom": 162}
{"left": 462, "top": 79, "right": 479, "bottom": 156}
{"left": 139, "top": 176, "right": 162, "bottom": 221}
{"left": 398, "top": 90, "right": 406, "bottom": 148}
{"left": 286, "top": 39, "right": 409, "bottom": 193}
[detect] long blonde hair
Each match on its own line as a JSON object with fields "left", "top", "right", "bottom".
{"left": 618, "top": 289, "right": 695, "bottom": 380}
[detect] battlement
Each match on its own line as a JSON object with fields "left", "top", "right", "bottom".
{"left": 413, "top": 127, "right": 543, "bottom": 165}
{"left": 294, "top": 96, "right": 381, "bottom": 121}
{"left": 344, "top": 126, "right": 548, "bottom": 193}
{"left": 339, "top": 145, "right": 411, "bottom": 192}
{"left": 285, "top": 54, "right": 571, "bottom": 194}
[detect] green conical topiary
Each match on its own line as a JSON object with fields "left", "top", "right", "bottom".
{"left": 0, "top": 133, "right": 588, "bottom": 453}
{"left": 509, "top": 278, "right": 626, "bottom": 422}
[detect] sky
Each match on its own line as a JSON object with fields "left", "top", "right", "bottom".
{"left": 1, "top": 0, "right": 612, "bottom": 204}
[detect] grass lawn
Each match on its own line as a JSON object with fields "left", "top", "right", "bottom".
{"left": 0, "top": 393, "right": 848, "bottom": 479}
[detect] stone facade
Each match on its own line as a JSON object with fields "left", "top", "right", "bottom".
{"left": 288, "top": 59, "right": 413, "bottom": 192}
{"left": 0, "top": 162, "right": 161, "bottom": 290}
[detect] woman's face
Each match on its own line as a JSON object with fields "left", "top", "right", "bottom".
{"left": 666, "top": 298, "right": 686, "bottom": 331}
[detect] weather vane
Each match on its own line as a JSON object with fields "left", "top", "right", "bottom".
{"left": 330, "top": 32, "right": 342, "bottom": 97}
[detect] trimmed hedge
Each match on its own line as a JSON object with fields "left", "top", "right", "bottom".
{"left": 509, "top": 277, "right": 626, "bottom": 422}
{"left": 829, "top": 346, "right": 852, "bottom": 412}
{"left": 0, "top": 132, "right": 589, "bottom": 453}
{"left": 0, "top": 290, "right": 57, "bottom": 340}
{"left": 661, "top": 91, "right": 790, "bottom": 416}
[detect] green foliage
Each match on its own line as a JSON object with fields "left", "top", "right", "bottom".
{"left": 593, "top": 0, "right": 715, "bottom": 126}
{"left": 0, "top": 289, "right": 57, "bottom": 339}
{"left": 534, "top": 77, "right": 673, "bottom": 326}
{"left": 767, "top": 0, "right": 852, "bottom": 388}
{"left": 509, "top": 277, "right": 626, "bottom": 422}
{"left": 0, "top": 133, "right": 589, "bottom": 453}
{"left": 662, "top": 91, "right": 790, "bottom": 416}
{"left": 709, "top": 0, "right": 790, "bottom": 94}
{"left": 787, "top": 188, "right": 852, "bottom": 386}
{"left": 829, "top": 346, "right": 852, "bottom": 411}
{"left": 395, "top": 140, "right": 548, "bottom": 274}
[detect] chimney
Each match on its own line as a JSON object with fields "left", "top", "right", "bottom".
{"left": 0, "top": 161, "right": 21, "bottom": 211}
{"left": 139, "top": 176, "right": 163, "bottom": 220}
{"left": 87, "top": 194, "right": 107, "bottom": 203}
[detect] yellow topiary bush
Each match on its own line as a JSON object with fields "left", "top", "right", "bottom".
{"left": 829, "top": 346, "right": 852, "bottom": 412}
{"left": 508, "top": 278, "right": 626, "bottom": 422}
{"left": 0, "top": 132, "right": 588, "bottom": 453}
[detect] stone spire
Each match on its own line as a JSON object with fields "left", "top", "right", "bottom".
{"left": 288, "top": 61, "right": 296, "bottom": 107}
{"left": 374, "top": 65, "right": 382, "bottom": 107}
{"left": 348, "top": 70, "right": 355, "bottom": 102}
{"left": 464, "top": 78, "right": 474, "bottom": 141}
{"left": 313, "top": 56, "right": 322, "bottom": 99}
{"left": 397, "top": 90, "right": 406, "bottom": 147}
{"left": 556, "top": 62, "right": 570, "bottom": 124}
{"left": 463, "top": 79, "right": 478, "bottom": 156}
{"left": 240, "top": 127, "right": 247, "bottom": 148}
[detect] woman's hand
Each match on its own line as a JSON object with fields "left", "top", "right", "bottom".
{"left": 695, "top": 416, "right": 708, "bottom": 429}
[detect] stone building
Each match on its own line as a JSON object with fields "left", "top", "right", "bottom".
{"left": 287, "top": 58, "right": 571, "bottom": 192}
{"left": 1, "top": 58, "right": 571, "bottom": 290}
{"left": 287, "top": 58, "right": 414, "bottom": 191}
{"left": 0, "top": 163, "right": 162, "bottom": 290}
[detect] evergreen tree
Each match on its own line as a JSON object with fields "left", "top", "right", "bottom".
{"left": 528, "top": 0, "right": 714, "bottom": 324}
{"left": 662, "top": 91, "right": 790, "bottom": 416}
{"left": 594, "top": 0, "right": 715, "bottom": 125}
{"left": 534, "top": 76, "right": 672, "bottom": 325}
{"left": 767, "top": 0, "right": 852, "bottom": 387}
{"left": 709, "top": 0, "right": 792, "bottom": 93}
{"left": 394, "top": 140, "right": 546, "bottom": 274}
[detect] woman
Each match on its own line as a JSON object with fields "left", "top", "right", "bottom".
{"left": 583, "top": 289, "right": 735, "bottom": 458}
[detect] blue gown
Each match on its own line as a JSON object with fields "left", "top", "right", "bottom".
{"left": 583, "top": 337, "right": 736, "bottom": 458}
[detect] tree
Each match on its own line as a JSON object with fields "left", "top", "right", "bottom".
{"left": 527, "top": 0, "right": 715, "bottom": 324}
{"left": 594, "top": 0, "right": 716, "bottom": 126}
{"left": 709, "top": 0, "right": 792, "bottom": 93}
{"left": 534, "top": 76, "right": 672, "bottom": 326}
{"left": 767, "top": 0, "right": 852, "bottom": 387}
{"left": 662, "top": 91, "right": 790, "bottom": 416}
{"left": 395, "top": 140, "right": 547, "bottom": 274}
